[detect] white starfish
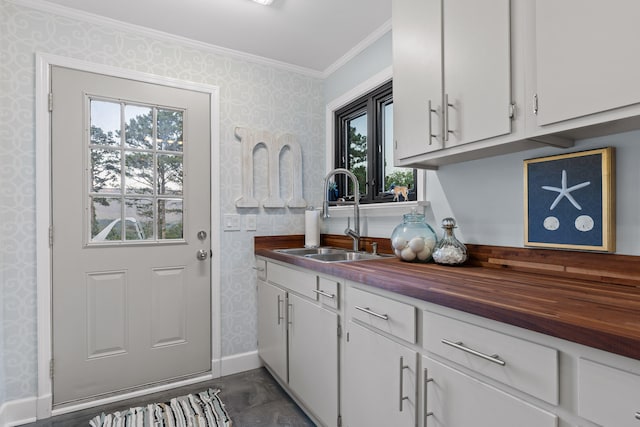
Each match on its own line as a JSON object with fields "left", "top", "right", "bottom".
{"left": 541, "top": 170, "right": 590, "bottom": 210}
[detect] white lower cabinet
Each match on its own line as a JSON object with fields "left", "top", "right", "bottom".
{"left": 256, "top": 260, "right": 340, "bottom": 427}
{"left": 343, "top": 322, "right": 417, "bottom": 427}
{"left": 288, "top": 293, "right": 339, "bottom": 427}
{"left": 257, "top": 260, "right": 640, "bottom": 427}
{"left": 422, "top": 356, "right": 557, "bottom": 427}
{"left": 257, "top": 279, "right": 287, "bottom": 381}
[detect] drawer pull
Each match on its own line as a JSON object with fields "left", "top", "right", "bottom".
{"left": 354, "top": 305, "right": 389, "bottom": 320}
{"left": 441, "top": 338, "right": 506, "bottom": 366}
{"left": 635, "top": 411, "right": 640, "bottom": 420}
{"left": 399, "top": 356, "right": 409, "bottom": 412}
{"left": 313, "top": 289, "right": 335, "bottom": 299}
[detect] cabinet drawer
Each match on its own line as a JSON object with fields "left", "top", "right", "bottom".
{"left": 578, "top": 358, "right": 640, "bottom": 427}
{"left": 267, "top": 262, "right": 317, "bottom": 300}
{"left": 424, "top": 311, "right": 558, "bottom": 405}
{"left": 317, "top": 277, "right": 339, "bottom": 310}
{"left": 349, "top": 286, "right": 416, "bottom": 343}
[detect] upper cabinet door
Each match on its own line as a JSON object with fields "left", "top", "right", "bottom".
{"left": 393, "top": 0, "right": 512, "bottom": 164}
{"left": 535, "top": 0, "right": 640, "bottom": 126}
{"left": 393, "top": 0, "right": 443, "bottom": 161}
{"left": 443, "top": 0, "right": 512, "bottom": 147}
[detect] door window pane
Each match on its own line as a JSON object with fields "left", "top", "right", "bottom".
{"left": 125, "top": 105, "right": 153, "bottom": 149}
{"left": 90, "top": 148, "right": 121, "bottom": 193}
{"left": 124, "top": 198, "right": 154, "bottom": 241}
{"left": 157, "top": 109, "right": 184, "bottom": 152}
{"left": 90, "top": 100, "right": 121, "bottom": 146}
{"left": 125, "top": 151, "right": 153, "bottom": 194}
{"left": 158, "top": 199, "right": 183, "bottom": 240}
{"left": 91, "top": 197, "right": 122, "bottom": 241}
{"left": 157, "top": 154, "right": 183, "bottom": 195}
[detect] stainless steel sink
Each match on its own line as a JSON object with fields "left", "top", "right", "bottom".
{"left": 275, "top": 247, "right": 391, "bottom": 262}
{"left": 274, "top": 247, "right": 347, "bottom": 256}
{"left": 304, "top": 251, "right": 389, "bottom": 262}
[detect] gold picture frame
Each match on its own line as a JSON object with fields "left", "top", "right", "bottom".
{"left": 523, "top": 147, "right": 615, "bottom": 252}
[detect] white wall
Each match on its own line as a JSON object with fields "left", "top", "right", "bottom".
{"left": 427, "top": 130, "right": 640, "bottom": 254}
{"left": 323, "top": 31, "right": 393, "bottom": 104}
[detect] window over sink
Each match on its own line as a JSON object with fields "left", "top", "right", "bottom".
{"left": 333, "top": 80, "right": 417, "bottom": 204}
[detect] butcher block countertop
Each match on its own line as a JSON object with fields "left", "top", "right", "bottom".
{"left": 255, "top": 235, "right": 640, "bottom": 361}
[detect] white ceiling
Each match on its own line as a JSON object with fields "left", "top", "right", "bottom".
{"left": 37, "top": 0, "right": 392, "bottom": 75}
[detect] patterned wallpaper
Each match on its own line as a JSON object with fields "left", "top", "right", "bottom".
{"left": 0, "top": 0, "right": 325, "bottom": 402}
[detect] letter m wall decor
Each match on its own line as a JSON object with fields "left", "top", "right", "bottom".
{"left": 234, "top": 127, "right": 307, "bottom": 209}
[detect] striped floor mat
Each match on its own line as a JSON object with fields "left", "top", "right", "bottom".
{"left": 89, "top": 388, "right": 232, "bottom": 427}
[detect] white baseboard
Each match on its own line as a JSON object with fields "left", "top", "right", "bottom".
{"left": 2, "top": 351, "right": 261, "bottom": 426}
{"left": 0, "top": 396, "right": 37, "bottom": 427}
{"left": 220, "top": 350, "right": 262, "bottom": 376}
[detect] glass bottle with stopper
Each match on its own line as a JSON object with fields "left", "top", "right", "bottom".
{"left": 432, "top": 217, "right": 468, "bottom": 266}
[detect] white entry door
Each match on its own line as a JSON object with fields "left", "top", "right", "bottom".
{"left": 51, "top": 66, "right": 212, "bottom": 405}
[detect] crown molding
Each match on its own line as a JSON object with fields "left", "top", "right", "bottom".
{"left": 12, "top": 0, "right": 325, "bottom": 78}
{"left": 321, "top": 19, "right": 392, "bottom": 79}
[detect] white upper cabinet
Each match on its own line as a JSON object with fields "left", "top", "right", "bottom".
{"left": 393, "top": 0, "right": 443, "bottom": 160}
{"left": 534, "top": 0, "right": 640, "bottom": 126}
{"left": 393, "top": 0, "right": 512, "bottom": 164}
{"left": 443, "top": 0, "right": 512, "bottom": 147}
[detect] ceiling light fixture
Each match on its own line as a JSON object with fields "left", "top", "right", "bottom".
{"left": 252, "top": 0, "right": 274, "bottom": 5}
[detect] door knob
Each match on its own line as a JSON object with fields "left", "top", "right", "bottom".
{"left": 196, "top": 249, "right": 209, "bottom": 261}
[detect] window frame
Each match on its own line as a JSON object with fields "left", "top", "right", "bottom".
{"left": 333, "top": 80, "right": 417, "bottom": 204}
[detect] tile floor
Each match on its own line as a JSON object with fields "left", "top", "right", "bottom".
{"left": 21, "top": 368, "right": 316, "bottom": 427}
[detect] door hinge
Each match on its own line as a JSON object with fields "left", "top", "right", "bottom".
{"left": 337, "top": 415, "right": 342, "bottom": 427}
{"left": 533, "top": 93, "right": 539, "bottom": 115}
{"left": 337, "top": 323, "right": 342, "bottom": 338}
{"left": 346, "top": 332, "right": 349, "bottom": 343}
{"left": 49, "top": 359, "right": 54, "bottom": 379}
{"left": 49, "top": 226, "right": 54, "bottom": 247}
{"left": 509, "top": 103, "right": 516, "bottom": 119}
{"left": 48, "top": 93, "right": 53, "bottom": 112}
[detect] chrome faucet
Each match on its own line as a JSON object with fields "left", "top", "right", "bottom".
{"left": 322, "top": 168, "right": 360, "bottom": 252}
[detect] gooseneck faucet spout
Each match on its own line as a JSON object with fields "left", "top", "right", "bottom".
{"left": 322, "top": 168, "right": 360, "bottom": 252}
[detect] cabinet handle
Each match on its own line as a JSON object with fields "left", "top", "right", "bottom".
{"left": 399, "top": 356, "right": 409, "bottom": 412}
{"left": 287, "top": 301, "right": 293, "bottom": 325}
{"left": 427, "top": 100, "right": 437, "bottom": 145}
{"left": 444, "top": 93, "right": 455, "bottom": 142}
{"left": 252, "top": 266, "right": 265, "bottom": 271}
{"left": 276, "top": 295, "right": 284, "bottom": 325}
{"left": 635, "top": 411, "right": 640, "bottom": 420}
{"left": 441, "top": 338, "right": 506, "bottom": 366}
{"left": 424, "top": 368, "right": 434, "bottom": 424}
{"left": 312, "top": 289, "right": 335, "bottom": 299}
{"left": 533, "top": 93, "right": 539, "bottom": 115}
{"left": 354, "top": 305, "right": 388, "bottom": 320}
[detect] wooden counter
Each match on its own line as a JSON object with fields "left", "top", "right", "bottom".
{"left": 255, "top": 235, "right": 640, "bottom": 361}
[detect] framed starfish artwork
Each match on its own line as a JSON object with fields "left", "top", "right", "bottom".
{"left": 523, "top": 147, "right": 615, "bottom": 252}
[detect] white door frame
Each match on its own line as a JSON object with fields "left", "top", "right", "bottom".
{"left": 35, "top": 52, "right": 222, "bottom": 418}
